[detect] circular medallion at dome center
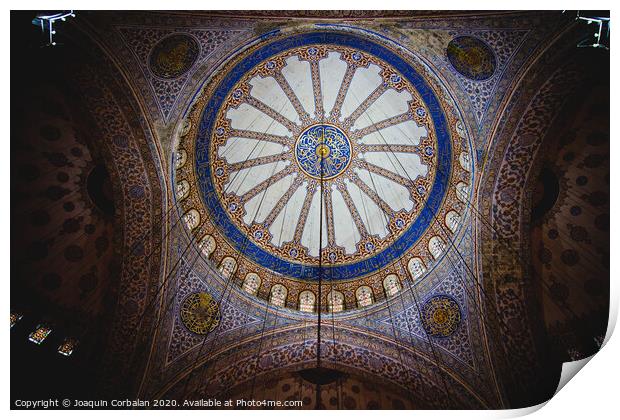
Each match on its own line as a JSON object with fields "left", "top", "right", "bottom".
{"left": 295, "top": 124, "right": 351, "bottom": 180}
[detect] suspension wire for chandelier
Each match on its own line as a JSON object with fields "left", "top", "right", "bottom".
{"left": 360, "top": 102, "right": 559, "bottom": 404}
{"left": 136, "top": 110, "right": 278, "bottom": 400}
{"left": 350, "top": 90, "right": 456, "bottom": 406}
{"left": 314, "top": 125, "right": 326, "bottom": 408}
{"left": 363, "top": 101, "right": 522, "bottom": 393}
{"left": 179, "top": 112, "right": 289, "bottom": 401}
{"left": 232, "top": 105, "right": 297, "bottom": 402}
{"left": 224, "top": 184, "right": 295, "bottom": 402}
{"left": 362, "top": 92, "right": 542, "bottom": 406}
{"left": 351, "top": 145, "right": 425, "bottom": 404}
{"left": 369, "top": 93, "right": 592, "bottom": 401}
{"left": 372, "top": 88, "right": 589, "bottom": 342}
{"left": 16, "top": 194, "right": 176, "bottom": 277}
{"left": 180, "top": 103, "right": 302, "bottom": 401}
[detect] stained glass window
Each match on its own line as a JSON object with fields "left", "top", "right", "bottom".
{"left": 242, "top": 273, "right": 261, "bottom": 295}
{"left": 183, "top": 209, "right": 200, "bottom": 230}
{"left": 456, "top": 182, "right": 470, "bottom": 203}
{"left": 459, "top": 152, "right": 471, "bottom": 171}
{"left": 408, "top": 257, "right": 426, "bottom": 280}
{"left": 298, "top": 290, "right": 316, "bottom": 312}
{"left": 176, "top": 180, "right": 190, "bottom": 200}
{"left": 175, "top": 149, "right": 187, "bottom": 169}
{"left": 28, "top": 324, "right": 52, "bottom": 345}
{"left": 328, "top": 290, "right": 345, "bottom": 313}
{"left": 383, "top": 274, "right": 402, "bottom": 297}
{"left": 356, "top": 286, "right": 373, "bottom": 307}
{"left": 10, "top": 312, "right": 23, "bottom": 328}
{"left": 270, "top": 284, "right": 287, "bottom": 307}
{"left": 218, "top": 256, "right": 237, "bottom": 279}
{"left": 428, "top": 236, "right": 446, "bottom": 260}
{"left": 445, "top": 210, "right": 461, "bottom": 233}
{"left": 198, "top": 234, "right": 216, "bottom": 259}
{"left": 58, "top": 338, "right": 78, "bottom": 356}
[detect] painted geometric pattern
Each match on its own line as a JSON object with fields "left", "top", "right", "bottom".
{"left": 175, "top": 29, "right": 474, "bottom": 309}
{"left": 166, "top": 263, "right": 262, "bottom": 363}
{"left": 443, "top": 30, "right": 528, "bottom": 124}
{"left": 207, "top": 44, "right": 436, "bottom": 267}
{"left": 379, "top": 263, "right": 475, "bottom": 368}
{"left": 117, "top": 27, "right": 250, "bottom": 120}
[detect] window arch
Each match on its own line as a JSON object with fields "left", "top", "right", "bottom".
{"left": 456, "top": 182, "right": 470, "bottom": 203}
{"left": 198, "top": 235, "right": 216, "bottom": 259}
{"left": 183, "top": 209, "right": 200, "bottom": 230}
{"left": 383, "top": 274, "right": 401, "bottom": 298}
{"left": 459, "top": 152, "right": 471, "bottom": 171}
{"left": 242, "top": 273, "right": 261, "bottom": 295}
{"left": 270, "top": 284, "right": 287, "bottom": 307}
{"left": 428, "top": 236, "right": 446, "bottom": 260}
{"left": 356, "top": 286, "right": 374, "bottom": 307}
{"left": 445, "top": 210, "right": 461, "bottom": 233}
{"left": 408, "top": 257, "right": 427, "bottom": 280}
{"left": 218, "top": 256, "right": 237, "bottom": 279}
{"left": 298, "top": 290, "right": 316, "bottom": 312}
{"left": 327, "top": 290, "right": 345, "bottom": 313}
{"left": 176, "top": 180, "right": 190, "bottom": 200}
{"left": 175, "top": 149, "right": 187, "bottom": 169}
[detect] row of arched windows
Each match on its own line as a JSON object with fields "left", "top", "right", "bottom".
{"left": 180, "top": 205, "right": 466, "bottom": 312}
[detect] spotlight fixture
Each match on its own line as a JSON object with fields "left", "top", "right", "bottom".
{"left": 31, "top": 10, "right": 76, "bottom": 47}
{"left": 575, "top": 11, "right": 610, "bottom": 50}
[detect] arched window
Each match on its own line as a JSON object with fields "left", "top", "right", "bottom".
{"left": 356, "top": 286, "right": 374, "bottom": 307}
{"left": 455, "top": 120, "right": 467, "bottom": 138}
{"left": 270, "top": 284, "right": 287, "bottom": 307}
{"left": 242, "top": 273, "right": 261, "bottom": 295}
{"left": 176, "top": 180, "right": 190, "bottom": 200}
{"left": 383, "top": 274, "right": 401, "bottom": 298}
{"left": 327, "top": 290, "right": 345, "bottom": 313}
{"left": 445, "top": 210, "right": 461, "bottom": 233}
{"left": 175, "top": 149, "right": 187, "bottom": 169}
{"left": 298, "top": 290, "right": 316, "bottom": 312}
{"left": 408, "top": 257, "right": 427, "bottom": 280}
{"left": 183, "top": 209, "right": 200, "bottom": 230}
{"left": 198, "top": 235, "right": 216, "bottom": 259}
{"left": 459, "top": 152, "right": 471, "bottom": 172}
{"left": 428, "top": 236, "right": 446, "bottom": 260}
{"left": 456, "top": 182, "right": 470, "bottom": 203}
{"left": 218, "top": 256, "right": 237, "bottom": 279}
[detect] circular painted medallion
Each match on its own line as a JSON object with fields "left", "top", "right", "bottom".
{"left": 420, "top": 295, "right": 461, "bottom": 337}
{"left": 446, "top": 36, "right": 496, "bottom": 81}
{"left": 149, "top": 34, "right": 200, "bottom": 79}
{"left": 180, "top": 292, "right": 221, "bottom": 335}
{"left": 295, "top": 124, "right": 351, "bottom": 180}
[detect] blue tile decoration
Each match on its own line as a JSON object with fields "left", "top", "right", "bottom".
{"left": 195, "top": 31, "right": 452, "bottom": 281}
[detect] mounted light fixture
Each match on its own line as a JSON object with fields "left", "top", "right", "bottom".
{"left": 31, "top": 10, "right": 76, "bottom": 46}
{"left": 575, "top": 11, "right": 610, "bottom": 50}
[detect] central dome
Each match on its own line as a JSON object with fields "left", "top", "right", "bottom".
{"left": 198, "top": 34, "right": 444, "bottom": 276}
{"left": 176, "top": 29, "right": 471, "bottom": 310}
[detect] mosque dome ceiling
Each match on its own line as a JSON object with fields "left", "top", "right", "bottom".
{"left": 175, "top": 28, "right": 474, "bottom": 311}
{"left": 11, "top": 11, "right": 609, "bottom": 409}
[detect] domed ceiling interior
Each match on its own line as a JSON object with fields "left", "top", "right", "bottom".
{"left": 175, "top": 29, "right": 472, "bottom": 311}
{"left": 10, "top": 10, "right": 609, "bottom": 410}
